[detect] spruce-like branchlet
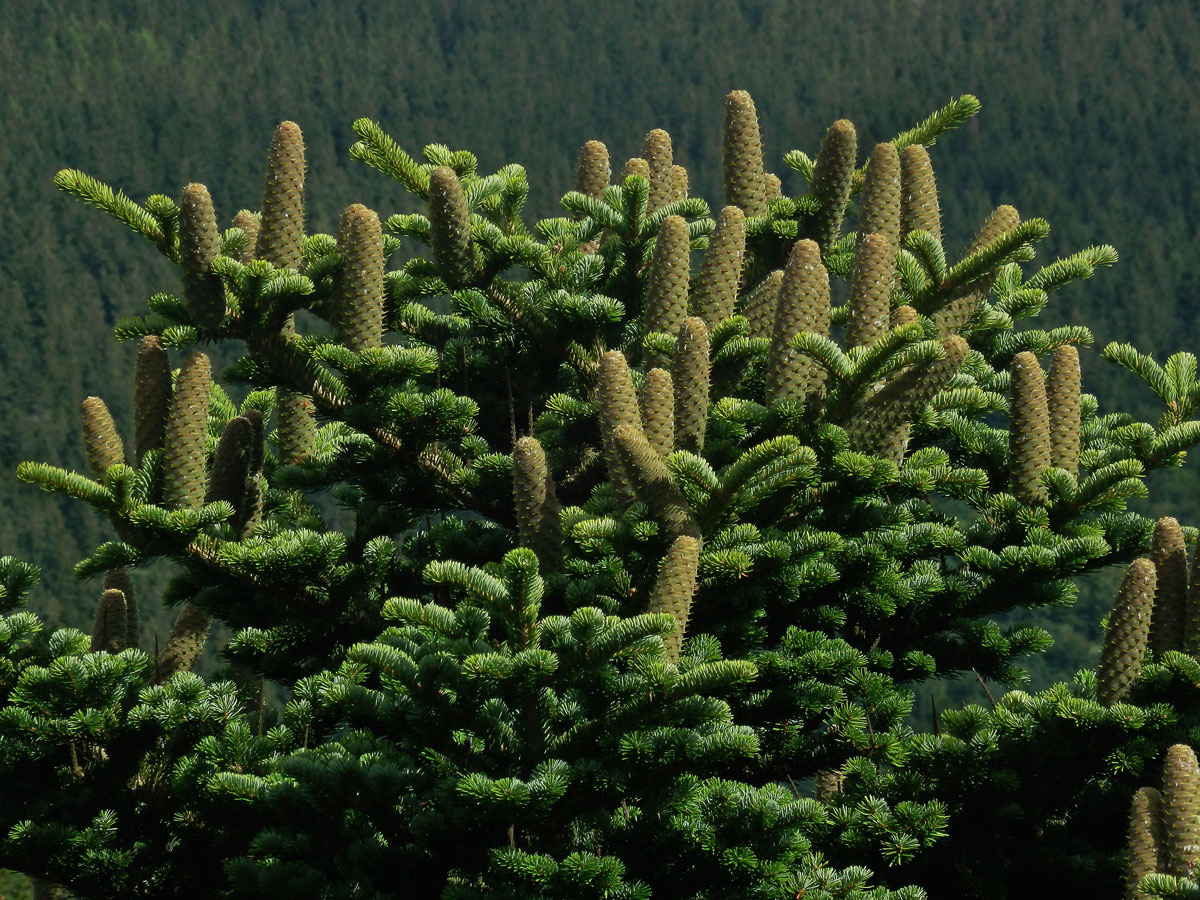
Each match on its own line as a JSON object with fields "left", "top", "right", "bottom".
{"left": 642, "top": 128, "right": 674, "bottom": 212}
{"left": 428, "top": 165, "right": 474, "bottom": 289}
{"left": 639, "top": 368, "right": 675, "bottom": 458}
{"left": 1097, "top": 557, "right": 1156, "bottom": 706}
{"left": 812, "top": 118, "right": 857, "bottom": 255}
{"left": 575, "top": 140, "right": 611, "bottom": 198}
{"left": 1046, "top": 344, "right": 1081, "bottom": 476}
{"left": 513, "top": 435, "right": 561, "bottom": 573}
{"left": 900, "top": 144, "right": 942, "bottom": 242}
{"left": 693, "top": 206, "right": 746, "bottom": 330}
{"left": 178, "top": 182, "right": 226, "bottom": 330}
{"left": 1009, "top": 351, "right": 1052, "bottom": 505}
{"left": 845, "top": 233, "right": 896, "bottom": 350}
{"left": 741, "top": 269, "right": 783, "bottom": 339}
{"left": 90, "top": 588, "right": 127, "bottom": 654}
{"left": 613, "top": 424, "right": 699, "bottom": 540}
{"left": 153, "top": 602, "right": 212, "bottom": 686}
{"left": 1162, "top": 743, "right": 1200, "bottom": 877}
{"left": 646, "top": 534, "right": 702, "bottom": 663}
{"left": 673, "top": 316, "right": 710, "bottom": 453}
{"left": 335, "top": 203, "right": 385, "bottom": 351}
{"left": 81, "top": 396, "right": 125, "bottom": 479}
{"left": 232, "top": 209, "right": 259, "bottom": 263}
{"left": 134, "top": 335, "right": 171, "bottom": 465}
{"left": 1149, "top": 517, "right": 1188, "bottom": 659}
{"left": 162, "top": 351, "right": 211, "bottom": 511}
{"left": 596, "top": 350, "right": 643, "bottom": 505}
{"left": 256, "top": 121, "right": 306, "bottom": 270}
{"left": 1127, "top": 786, "right": 1166, "bottom": 896}
{"left": 104, "top": 567, "right": 138, "bottom": 650}
{"left": 722, "top": 90, "right": 767, "bottom": 216}
{"left": 766, "top": 239, "right": 830, "bottom": 404}
{"left": 642, "top": 215, "right": 691, "bottom": 346}
{"left": 857, "top": 143, "right": 902, "bottom": 252}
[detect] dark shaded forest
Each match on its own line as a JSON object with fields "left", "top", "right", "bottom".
{"left": 1, "top": 0, "right": 1197, "bottom": 697}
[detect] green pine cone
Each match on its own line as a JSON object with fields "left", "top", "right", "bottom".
{"left": 134, "top": 334, "right": 172, "bottom": 465}
{"left": 1127, "top": 786, "right": 1166, "bottom": 896}
{"left": 722, "top": 90, "right": 767, "bottom": 216}
{"left": 206, "top": 414, "right": 255, "bottom": 530}
{"left": 428, "top": 165, "right": 475, "bottom": 289}
{"left": 811, "top": 118, "right": 857, "bottom": 254}
{"left": 766, "top": 239, "right": 830, "bottom": 404}
{"left": 1009, "top": 351, "right": 1052, "bottom": 505}
{"left": 967, "top": 204, "right": 1021, "bottom": 256}
{"left": 162, "top": 351, "right": 212, "bottom": 511}
{"left": 673, "top": 316, "right": 710, "bottom": 453}
{"left": 621, "top": 157, "right": 650, "bottom": 182}
{"left": 741, "top": 269, "right": 784, "bottom": 340}
{"left": 104, "top": 567, "right": 139, "bottom": 651}
{"left": 90, "top": 588, "right": 127, "bottom": 654}
{"left": 900, "top": 144, "right": 942, "bottom": 242}
{"left": 1149, "top": 517, "right": 1188, "bottom": 659}
{"left": 670, "top": 164, "right": 689, "bottom": 202}
{"left": 1185, "top": 547, "right": 1200, "bottom": 657}
{"left": 814, "top": 769, "right": 846, "bottom": 805}
{"left": 845, "top": 233, "right": 896, "bottom": 350}
{"left": 764, "top": 172, "right": 782, "bottom": 200}
{"left": 639, "top": 368, "right": 675, "bottom": 458}
{"left": 643, "top": 215, "right": 691, "bottom": 346}
{"left": 513, "top": 435, "right": 561, "bottom": 573}
{"left": 153, "top": 602, "right": 212, "bottom": 686}
{"left": 613, "top": 423, "right": 699, "bottom": 540}
{"left": 693, "top": 206, "right": 746, "bottom": 330}
{"left": 232, "top": 209, "right": 259, "bottom": 263}
{"left": 596, "top": 350, "right": 643, "bottom": 505}
{"left": 642, "top": 128, "right": 674, "bottom": 212}
{"left": 256, "top": 121, "right": 306, "bottom": 269}
{"left": 932, "top": 286, "right": 984, "bottom": 337}
{"left": 575, "top": 140, "right": 611, "bottom": 198}
{"left": 1046, "top": 344, "right": 1082, "bottom": 476}
{"left": 81, "top": 395, "right": 126, "bottom": 479}
{"left": 1097, "top": 557, "right": 1156, "bottom": 706}
{"left": 857, "top": 143, "right": 902, "bottom": 252}
{"left": 178, "top": 183, "right": 226, "bottom": 330}
{"left": 276, "top": 388, "right": 317, "bottom": 466}
{"left": 892, "top": 304, "right": 919, "bottom": 327}
{"left": 335, "top": 203, "right": 385, "bottom": 351}
{"left": 646, "top": 533, "right": 702, "bottom": 663}
{"left": 1162, "top": 743, "right": 1200, "bottom": 877}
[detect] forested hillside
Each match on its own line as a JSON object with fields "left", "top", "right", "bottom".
{"left": 1, "top": 0, "right": 1197, "bottom": 682}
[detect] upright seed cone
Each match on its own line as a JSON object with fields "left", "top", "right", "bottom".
{"left": 932, "top": 205, "right": 1020, "bottom": 335}
{"left": 640, "top": 368, "right": 675, "bottom": 458}
{"left": 90, "top": 588, "right": 127, "bottom": 654}
{"left": 81, "top": 396, "right": 125, "bottom": 479}
{"left": 428, "top": 165, "right": 474, "bottom": 289}
{"left": 722, "top": 90, "right": 767, "bottom": 216}
{"left": 646, "top": 534, "right": 702, "bottom": 663}
{"left": 693, "top": 206, "right": 746, "bottom": 330}
{"left": 1162, "top": 743, "right": 1200, "bottom": 877}
{"left": 814, "top": 769, "right": 846, "bottom": 804}
{"left": 857, "top": 143, "right": 901, "bottom": 253}
{"left": 968, "top": 204, "right": 1021, "bottom": 256}
{"left": 673, "top": 317, "right": 710, "bottom": 453}
{"left": 134, "top": 335, "right": 172, "bottom": 465}
{"left": 613, "top": 424, "right": 699, "bottom": 540}
{"left": 892, "top": 304, "right": 919, "bottom": 327}
{"left": 513, "top": 435, "right": 562, "bottom": 573}
{"left": 162, "top": 351, "right": 211, "bottom": 511}
{"left": 232, "top": 209, "right": 259, "bottom": 263}
{"left": 1008, "top": 351, "right": 1051, "bottom": 505}
{"left": 153, "top": 603, "right": 212, "bottom": 686}
{"left": 335, "top": 203, "right": 385, "bottom": 351}
{"left": 642, "top": 215, "right": 691, "bottom": 348}
{"left": 621, "top": 157, "right": 650, "bottom": 182}
{"left": 1127, "top": 786, "right": 1166, "bottom": 897}
{"left": 764, "top": 172, "right": 782, "bottom": 200}
{"left": 276, "top": 389, "right": 318, "bottom": 465}
{"left": 1097, "top": 557, "right": 1157, "bottom": 706}
{"left": 178, "top": 183, "right": 226, "bottom": 330}
{"left": 741, "top": 270, "right": 784, "bottom": 339}
{"left": 1149, "top": 517, "right": 1188, "bottom": 659}
{"left": 105, "top": 567, "right": 139, "bottom": 650}
{"left": 766, "top": 239, "right": 830, "bottom": 404}
{"left": 811, "top": 119, "right": 857, "bottom": 254}
{"left": 575, "top": 140, "right": 611, "bottom": 198}
{"left": 206, "top": 415, "right": 255, "bottom": 530}
{"left": 238, "top": 409, "right": 265, "bottom": 538}
{"left": 642, "top": 128, "right": 674, "bottom": 212}
{"left": 844, "top": 233, "right": 896, "bottom": 350}
{"left": 256, "top": 121, "right": 306, "bottom": 269}
{"left": 670, "top": 164, "right": 689, "bottom": 202}
{"left": 596, "top": 351, "right": 643, "bottom": 505}
{"left": 899, "top": 144, "right": 942, "bottom": 242}
{"left": 1046, "top": 344, "right": 1081, "bottom": 476}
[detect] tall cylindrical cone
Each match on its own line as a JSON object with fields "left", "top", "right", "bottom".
{"left": 1046, "top": 344, "right": 1081, "bottom": 477}
{"left": 646, "top": 534, "right": 702, "bottom": 663}
{"left": 428, "top": 165, "right": 474, "bottom": 289}
{"left": 766, "top": 239, "right": 830, "bottom": 404}
{"left": 1162, "top": 743, "right": 1200, "bottom": 877}
{"left": 643, "top": 215, "right": 691, "bottom": 343}
{"left": 844, "top": 233, "right": 895, "bottom": 350}
{"left": 90, "top": 588, "right": 127, "bottom": 654}
{"left": 256, "top": 121, "right": 306, "bottom": 269}
{"left": 764, "top": 172, "right": 782, "bottom": 200}
{"left": 162, "top": 351, "right": 211, "bottom": 511}
{"left": 693, "top": 206, "right": 746, "bottom": 330}
{"left": 513, "top": 436, "right": 561, "bottom": 573}
{"left": 741, "top": 269, "right": 783, "bottom": 339}
{"left": 639, "top": 368, "right": 675, "bottom": 458}
{"left": 811, "top": 119, "right": 857, "bottom": 255}
{"left": 641, "top": 128, "right": 674, "bottom": 212}
{"left": 1149, "top": 517, "right": 1188, "bottom": 659}
{"left": 900, "top": 144, "right": 942, "bottom": 242}
{"left": 613, "top": 424, "right": 698, "bottom": 540}
{"left": 1009, "top": 351, "right": 1051, "bottom": 505}
{"left": 206, "top": 414, "right": 255, "bottom": 531}
{"left": 81, "top": 396, "right": 126, "bottom": 479}
{"left": 722, "top": 90, "right": 767, "bottom": 216}
{"left": 575, "top": 140, "right": 611, "bottom": 198}
{"left": 932, "top": 205, "right": 1021, "bottom": 336}
{"left": 857, "top": 143, "right": 901, "bottom": 253}
{"left": 335, "top": 203, "right": 385, "bottom": 351}
{"left": 153, "top": 602, "right": 212, "bottom": 685}
{"left": 621, "top": 157, "right": 650, "bottom": 182}
{"left": 967, "top": 204, "right": 1021, "bottom": 256}
{"left": 1127, "top": 786, "right": 1166, "bottom": 897}
{"left": 135, "top": 334, "right": 172, "bottom": 465}
{"left": 673, "top": 317, "right": 710, "bottom": 453}
{"left": 178, "top": 183, "right": 226, "bottom": 330}
{"left": 238, "top": 409, "right": 265, "bottom": 538}
{"left": 105, "top": 567, "right": 139, "bottom": 651}
{"left": 232, "top": 209, "right": 259, "bottom": 263}
{"left": 1097, "top": 557, "right": 1156, "bottom": 706}
{"left": 596, "top": 351, "right": 643, "bottom": 505}
{"left": 670, "top": 164, "right": 689, "bottom": 202}
{"left": 276, "top": 389, "right": 318, "bottom": 465}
